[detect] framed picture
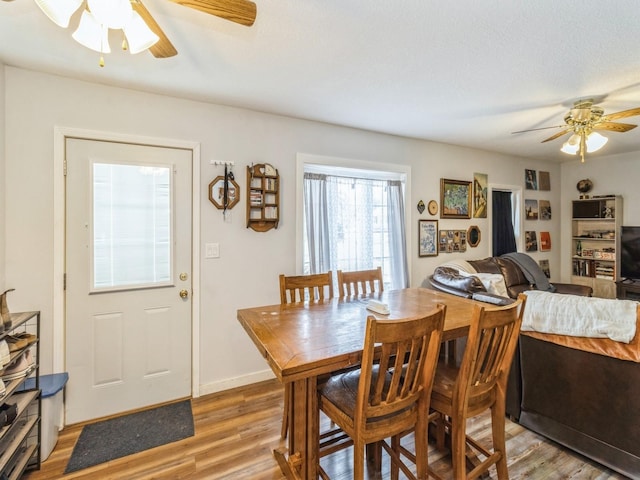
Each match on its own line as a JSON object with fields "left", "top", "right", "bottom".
{"left": 525, "top": 231, "right": 538, "bottom": 252}
{"left": 525, "top": 169, "right": 538, "bottom": 190}
{"left": 439, "top": 229, "right": 467, "bottom": 253}
{"left": 539, "top": 200, "right": 551, "bottom": 220}
{"left": 209, "top": 175, "right": 240, "bottom": 210}
{"left": 540, "top": 231, "right": 551, "bottom": 251}
{"left": 467, "top": 225, "right": 481, "bottom": 247}
{"left": 539, "top": 259, "right": 551, "bottom": 278}
{"left": 418, "top": 220, "right": 438, "bottom": 257}
{"left": 538, "top": 171, "right": 551, "bottom": 191}
{"left": 440, "top": 178, "right": 471, "bottom": 219}
{"left": 525, "top": 199, "right": 538, "bottom": 220}
{"left": 473, "top": 173, "right": 488, "bottom": 218}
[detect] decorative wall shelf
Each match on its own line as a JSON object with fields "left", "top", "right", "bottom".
{"left": 246, "top": 164, "right": 279, "bottom": 232}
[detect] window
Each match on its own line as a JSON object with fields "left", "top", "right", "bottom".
{"left": 298, "top": 155, "right": 410, "bottom": 289}
{"left": 92, "top": 162, "right": 172, "bottom": 291}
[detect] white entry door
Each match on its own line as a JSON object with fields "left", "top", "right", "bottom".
{"left": 65, "top": 138, "right": 193, "bottom": 424}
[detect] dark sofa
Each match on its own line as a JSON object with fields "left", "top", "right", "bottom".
{"left": 429, "top": 255, "right": 592, "bottom": 300}
{"left": 518, "top": 334, "right": 640, "bottom": 478}
{"left": 427, "top": 256, "right": 640, "bottom": 478}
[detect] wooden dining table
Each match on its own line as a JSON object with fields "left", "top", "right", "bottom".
{"left": 237, "top": 287, "right": 485, "bottom": 479}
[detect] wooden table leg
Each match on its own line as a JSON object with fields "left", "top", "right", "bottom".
{"left": 273, "top": 376, "right": 318, "bottom": 479}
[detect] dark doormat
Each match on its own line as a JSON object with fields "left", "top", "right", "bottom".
{"left": 65, "top": 399, "right": 194, "bottom": 474}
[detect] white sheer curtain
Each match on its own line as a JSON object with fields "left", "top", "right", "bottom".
{"left": 303, "top": 172, "right": 408, "bottom": 289}
{"left": 387, "top": 179, "right": 409, "bottom": 288}
{"left": 303, "top": 173, "right": 330, "bottom": 274}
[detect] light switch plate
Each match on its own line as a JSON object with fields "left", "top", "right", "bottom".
{"left": 205, "top": 243, "right": 220, "bottom": 258}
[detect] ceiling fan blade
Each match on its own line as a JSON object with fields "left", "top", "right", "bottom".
{"left": 593, "top": 121, "right": 637, "bottom": 133}
{"left": 131, "top": 0, "right": 178, "bottom": 58}
{"left": 168, "top": 0, "right": 257, "bottom": 26}
{"left": 541, "top": 128, "right": 572, "bottom": 143}
{"left": 511, "top": 125, "right": 566, "bottom": 134}
{"left": 603, "top": 107, "right": 640, "bottom": 121}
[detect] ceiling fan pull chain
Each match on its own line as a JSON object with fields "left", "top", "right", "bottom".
{"left": 99, "top": 24, "right": 106, "bottom": 67}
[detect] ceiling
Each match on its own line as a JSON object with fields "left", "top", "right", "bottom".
{"left": 2, "top": 0, "right": 640, "bottom": 163}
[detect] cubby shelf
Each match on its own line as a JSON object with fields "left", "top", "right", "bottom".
{"left": 570, "top": 196, "right": 622, "bottom": 298}
{"left": 246, "top": 164, "right": 280, "bottom": 232}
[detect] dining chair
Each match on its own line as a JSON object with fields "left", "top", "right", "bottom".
{"left": 336, "top": 266, "right": 384, "bottom": 296}
{"left": 317, "top": 305, "right": 446, "bottom": 480}
{"left": 278, "top": 271, "right": 334, "bottom": 439}
{"left": 430, "top": 294, "right": 526, "bottom": 480}
{"left": 279, "top": 271, "right": 334, "bottom": 304}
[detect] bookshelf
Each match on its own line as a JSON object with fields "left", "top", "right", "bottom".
{"left": 570, "top": 196, "right": 621, "bottom": 298}
{"left": 246, "top": 164, "right": 280, "bottom": 232}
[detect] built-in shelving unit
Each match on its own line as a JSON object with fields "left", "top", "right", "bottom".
{"left": 571, "top": 196, "right": 622, "bottom": 298}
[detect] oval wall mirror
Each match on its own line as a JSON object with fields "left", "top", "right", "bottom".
{"left": 468, "top": 225, "right": 481, "bottom": 247}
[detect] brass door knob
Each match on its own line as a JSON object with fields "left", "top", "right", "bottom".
{"left": 179, "top": 289, "right": 189, "bottom": 299}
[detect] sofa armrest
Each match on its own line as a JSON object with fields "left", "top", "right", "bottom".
{"left": 552, "top": 282, "right": 593, "bottom": 297}
{"left": 471, "top": 292, "right": 516, "bottom": 306}
{"left": 427, "top": 276, "right": 473, "bottom": 298}
{"left": 428, "top": 267, "right": 487, "bottom": 298}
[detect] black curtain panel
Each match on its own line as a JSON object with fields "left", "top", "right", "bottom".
{"left": 492, "top": 190, "right": 517, "bottom": 256}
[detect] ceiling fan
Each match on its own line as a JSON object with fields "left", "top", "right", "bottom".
{"left": 19, "top": 0, "right": 256, "bottom": 63}
{"left": 134, "top": 0, "right": 256, "bottom": 58}
{"left": 512, "top": 99, "right": 640, "bottom": 162}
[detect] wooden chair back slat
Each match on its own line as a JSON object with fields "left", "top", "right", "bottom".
{"left": 279, "top": 271, "right": 334, "bottom": 304}
{"left": 359, "top": 305, "right": 446, "bottom": 423}
{"left": 337, "top": 267, "right": 384, "bottom": 296}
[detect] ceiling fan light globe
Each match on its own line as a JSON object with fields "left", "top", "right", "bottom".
{"left": 87, "top": 0, "right": 133, "bottom": 29}
{"left": 34, "top": 0, "right": 83, "bottom": 28}
{"left": 586, "top": 132, "right": 608, "bottom": 152}
{"left": 567, "top": 133, "right": 581, "bottom": 146}
{"left": 561, "top": 141, "right": 579, "bottom": 155}
{"left": 72, "top": 10, "right": 111, "bottom": 54}
{"left": 123, "top": 11, "right": 159, "bottom": 54}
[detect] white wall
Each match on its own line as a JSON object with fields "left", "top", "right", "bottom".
{"left": 3, "top": 66, "right": 558, "bottom": 394}
{"left": 559, "top": 154, "right": 640, "bottom": 282}
{"left": 0, "top": 62, "right": 5, "bottom": 291}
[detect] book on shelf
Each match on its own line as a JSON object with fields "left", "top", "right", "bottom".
{"left": 594, "top": 262, "right": 615, "bottom": 280}
{"left": 265, "top": 206, "right": 278, "bottom": 219}
{"left": 572, "top": 258, "right": 594, "bottom": 277}
{"left": 250, "top": 191, "right": 263, "bottom": 206}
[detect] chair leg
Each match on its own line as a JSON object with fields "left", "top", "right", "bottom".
{"left": 491, "top": 402, "right": 509, "bottom": 479}
{"left": 435, "top": 413, "right": 446, "bottom": 451}
{"left": 451, "top": 417, "right": 467, "bottom": 480}
{"left": 353, "top": 438, "right": 365, "bottom": 480}
{"left": 415, "top": 415, "right": 428, "bottom": 480}
{"left": 391, "top": 436, "right": 400, "bottom": 480}
{"left": 281, "top": 383, "right": 290, "bottom": 440}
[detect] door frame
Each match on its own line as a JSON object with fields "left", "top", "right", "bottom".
{"left": 52, "top": 126, "right": 202, "bottom": 399}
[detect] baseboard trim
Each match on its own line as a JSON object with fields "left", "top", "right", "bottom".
{"left": 198, "top": 369, "right": 276, "bottom": 397}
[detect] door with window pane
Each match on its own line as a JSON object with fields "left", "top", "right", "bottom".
{"left": 65, "top": 138, "right": 192, "bottom": 424}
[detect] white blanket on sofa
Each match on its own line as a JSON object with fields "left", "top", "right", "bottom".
{"left": 522, "top": 291, "right": 638, "bottom": 343}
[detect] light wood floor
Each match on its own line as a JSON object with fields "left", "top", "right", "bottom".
{"left": 24, "top": 379, "right": 627, "bottom": 479}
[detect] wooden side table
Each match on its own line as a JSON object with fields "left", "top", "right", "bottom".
{"left": 616, "top": 281, "right": 640, "bottom": 300}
